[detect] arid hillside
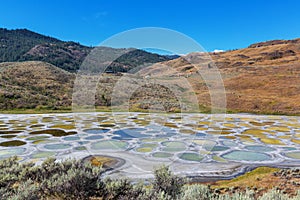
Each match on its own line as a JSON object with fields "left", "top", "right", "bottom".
{"left": 0, "top": 61, "right": 74, "bottom": 110}
{"left": 139, "top": 38, "right": 300, "bottom": 114}
{"left": 0, "top": 38, "right": 300, "bottom": 114}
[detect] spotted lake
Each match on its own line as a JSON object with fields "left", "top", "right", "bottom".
{"left": 0, "top": 112, "right": 300, "bottom": 179}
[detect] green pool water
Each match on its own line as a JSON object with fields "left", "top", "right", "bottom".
{"left": 161, "top": 141, "right": 186, "bottom": 152}
{"left": 91, "top": 140, "right": 128, "bottom": 150}
{"left": 179, "top": 152, "right": 204, "bottom": 162}
{"left": 44, "top": 143, "right": 72, "bottom": 150}
{"left": 284, "top": 152, "right": 300, "bottom": 159}
{"left": 222, "top": 150, "right": 272, "bottom": 161}
{"left": 152, "top": 152, "right": 173, "bottom": 158}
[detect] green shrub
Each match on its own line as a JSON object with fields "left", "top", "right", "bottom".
{"left": 1, "top": 157, "right": 300, "bottom": 200}
{"left": 290, "top": 191, "right": 300, "bottom": 200}
{"left": 258, "top": 189, "right": 289, "bottom": 200}
{"left": 103, "top": 178, "right": 147, "bottom": 200}
{"left": 153, "top": 165, "right": 185, "bottom": 199}
{"left": 7, "top": 179, "right": 39, "bottom": 200}
{"left": 180, "top": 184, "right": 212, "bottom": 200}
{"left": 217, "top": 190, "right": 255, "bottom": 200}
{"left": 0, "top": 156, "right": 104, "bottom": 199}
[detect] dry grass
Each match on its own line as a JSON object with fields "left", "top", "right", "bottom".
{"left": 1, "top": 38, "right": 300, "bottom": 114}
{"left": 210, "top": 167, "right": 300, "bottom": 198}
{"left": 212, "top": 167, "right": 280, "bottom": 189}
{"left": 141, "top": 38, "right": 300, "bottom": 114}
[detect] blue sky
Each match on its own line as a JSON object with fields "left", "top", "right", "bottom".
{"left": 1, "top": 0, "right": 300, "bottom": 52}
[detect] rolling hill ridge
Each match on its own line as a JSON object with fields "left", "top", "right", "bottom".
{"left": 0, "top": 28, "right": 299, "bottom": 114}
{"left": 0, "top": 28, "right": 172, "bottom": 72}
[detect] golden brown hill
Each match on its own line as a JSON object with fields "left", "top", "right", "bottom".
{"left": 211, "top": 38, "right": 300, "bottom": 68}
{"left": 140, "top": 38, "right": 300, "bottom": 114}
{"left": 0, "top": 61, "right": 74, "bottom": 110}
{"left": 1, "top": 38, "right": 300, "bottom": 114}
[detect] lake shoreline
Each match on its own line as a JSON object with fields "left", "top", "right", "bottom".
{"left": 80, "top": 154, "right": 300, "bottom": 185}
{"left": 0, "top": 108, "right": 299, "bottom": 116}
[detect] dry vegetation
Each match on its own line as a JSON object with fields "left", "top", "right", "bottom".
{"left": 1, "top": 38, "right": 300, "bottom": 114}
{"left": 0, "top": 61, "right": 74, "bottom": 110}
{"left": 141, "top": 38, "right": 300, "bottom": 114}
{"left": 1, "top": 157, "right": 299, "bottom": 200}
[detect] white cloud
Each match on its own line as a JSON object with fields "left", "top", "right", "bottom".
{"left": 213, "top": 49, "right": 224, "bottom": 53}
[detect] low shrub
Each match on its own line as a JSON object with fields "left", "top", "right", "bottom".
{"left": 0, "top": 156, "right": 104, "bottom": 200}
{"left": 1, "top": 157, "right": 300, "bottom": 200}
{"left": 153, "top": 165, "right": 185, "bottom": 198}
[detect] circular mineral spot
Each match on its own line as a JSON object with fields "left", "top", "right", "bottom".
{"left": 260, "top": 138, "right": 285, "bottom": 145}
{"left": 245, "top": 145, "right": 275, "bottom": 152}
{"left": 136, "top": 143, "right": 157, "bottom": 152}
{"left": 50, "top": 124, "right": 76, "bottom": 130}
{"left": 284, "top": 152, "right": 300, "bottom": 159}
{"left": 141, "top": 138, "right": 165, "bottom": 143}
{"left": 31, "top": 151, "right": 55, "bottom": 158}
{"left": 141, "top": 143, "right": 158, "bottom": 148}
{"left": 26, "top": 136, "right": 50, "bottom": 141}
{"left": 0, "top": 140, "right": 26, "bottom": 147}
{"left": 0, "top": 148, "right": 26, "bottom": 159}
{"left": 194, "top": 133, "right": 207, "bottom": 137}
{"left": 30, "top": 129, "right": 76, "bottom": 137}
{"left": 29, "top": 124, "right": 45, "bottom": 128}
{"left": 0, "top": 130, "right": 22, "bottom": 134}
{"left": 161, "top": 141, "right": 186, "bottom": 152}
{"left": 83, "top": 155, "right": 125, "bottom": 169}
{"left": 91, "top": 140, "right": 128, "bottom": 150}
{"left": 191, "top": 140, "right": 217, "bottom": 150}
{"left": 212, "top": 155, "right": 227, "bottom": 162}
{"left": 222, "top": 140, "right": 237, "bottom": 147}
{"left": 179, "top": 152, "right": 204, "bottom": 162}
{"left": 152, "top": 152, "right": 173, "bottom": 158}
{"left": 136, "top": 147, "right": 153, "bottom": 153}
{"left": 74, "top": 146, "right": 87, "bottom": 151}
{"left": 1, "top": 135, "right": 17, "bottom": 139}
{"left": 44, "top": 143, "right": 72, "bottom": 150}
{"left": 84, "top": 135, "right": 104, "bottom": 140}
{"left": 242, "top": 129, "right": 266, "bottom": 136}
{"left": 83, "top": 128, "right": 110, "bottom": 134}
{"left": 222, "top": 150, "right": 271, "bottom": 161}
{"left": 32, "top": 139, "right": 56, "bottom": 145}
{"left": 208, "top": 146, "right": 230, "bottom": 152}
{"left": 99, "top": 123, "right": 116, "bottom": 127}
{"left": 164, "top": 122, "right": 178, "bottom": 128}
{"left": 180, "top": 129, "right": 195, "bottom": 134}
{"left": 281, "top": 147, "right": 297, "bottom": 151}
{"left": 63, "top": 136, "right": 81, "bottom": 141}
{"left": 112, "top": 128, "right": 147, "bottom": 140}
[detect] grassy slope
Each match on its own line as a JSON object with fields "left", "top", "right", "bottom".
{"left": 211, "top": 167, "right": 300, "bottom": 198}
{"left": 139, "top": 38, "right": 300, "bottom": 115}
{"left": 0, "top": 61, "right": 74, "bottom": 110}
{"left": 212, "top": 167, "right": 280, "bottom": 189}
{"left": 1, "top": 37, "right": 300, "bottom": 114}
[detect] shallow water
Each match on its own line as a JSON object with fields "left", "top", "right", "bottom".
{"left": 0, "top": 112, "right": 300, "bottom": 174}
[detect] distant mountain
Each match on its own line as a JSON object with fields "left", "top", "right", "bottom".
{"left": 1, "top": 30, "right": 300, "bottom": 114}
{"left": 0, "top": 28, "right": 173, "bottom": 72}
{"left": 0, "top": 28, "right": 90, "bottom": 72}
